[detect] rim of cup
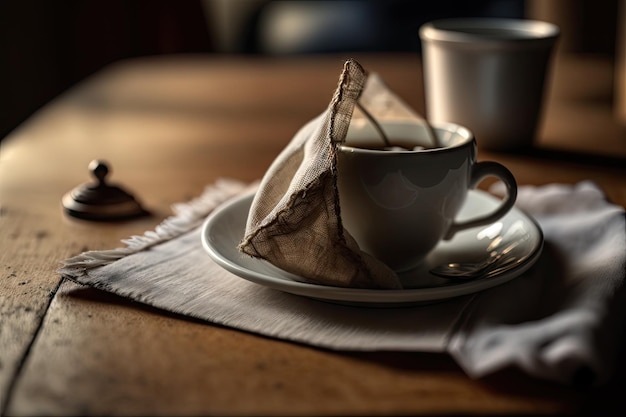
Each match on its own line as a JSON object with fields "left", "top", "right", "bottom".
{"left": 419, "top": 18, "right": 560, "bottom": 45}
{"left": 339, "top": 121, "right": 474, "bottom": 155}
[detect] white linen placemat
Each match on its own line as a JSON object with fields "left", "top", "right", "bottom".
{"left": 59, "top": 179, "right": 626, "bottom": 386}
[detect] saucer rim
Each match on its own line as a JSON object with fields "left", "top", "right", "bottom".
{"left": 201, "top": 190, "right": 543, "bottom": 305}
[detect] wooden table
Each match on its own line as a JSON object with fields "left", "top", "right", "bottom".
{"left": 1, "top": 53, "right": 625, "bottom": 416}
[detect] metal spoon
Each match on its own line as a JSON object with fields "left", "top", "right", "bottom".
{"left": 430, "top": 238, "right": 524, "bottom": 280}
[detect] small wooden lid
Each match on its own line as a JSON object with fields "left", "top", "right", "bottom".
{"left": 62, "top": 160, "right": 148, "bottom": 221}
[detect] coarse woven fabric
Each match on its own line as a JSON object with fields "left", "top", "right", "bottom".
{"left": 238, "top": 59, "right": 401, "bottom": 289}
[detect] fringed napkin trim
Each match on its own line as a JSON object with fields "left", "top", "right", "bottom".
{"left": 58, "top": 178, "right": 250, "bottom": 275}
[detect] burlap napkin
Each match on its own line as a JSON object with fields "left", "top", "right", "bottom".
{"left": 239, "top": 59, "right": 402, "bottom": 290}
{"left": 59, "top": 179, "right": 626, "bottom": 386}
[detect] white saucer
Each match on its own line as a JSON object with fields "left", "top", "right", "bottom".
{"left": 201, "top": 190, "right": 543, "bottom": 307}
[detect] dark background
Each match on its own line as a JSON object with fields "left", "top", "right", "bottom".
{"left": 0, "top": 0, "right": 618, "bottom": 142}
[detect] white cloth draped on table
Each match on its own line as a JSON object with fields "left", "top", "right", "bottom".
{"left": 59, "top": 179, "right": 626, "bottom": 386}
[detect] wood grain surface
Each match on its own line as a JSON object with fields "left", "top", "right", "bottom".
{"left": 1, "top": 53, "right": 625, "bottom": 415}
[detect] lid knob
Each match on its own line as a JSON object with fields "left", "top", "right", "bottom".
{"left": 90, "top": 160, "right": 109, "bottom": 185}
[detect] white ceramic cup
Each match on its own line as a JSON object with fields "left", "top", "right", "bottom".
{"left": 337, "top": 121, "right": 517, "bottom": 271}
{"left": 419, "top": 18, "right": 559, "bottom": 151}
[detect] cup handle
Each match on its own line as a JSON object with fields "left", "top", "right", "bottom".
{"left": 444, "top": 161, "right": 517, "bottom": 240}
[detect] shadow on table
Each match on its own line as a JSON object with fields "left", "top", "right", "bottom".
{"left": 499, "top": 146, "right": 626, "bottom": 171}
